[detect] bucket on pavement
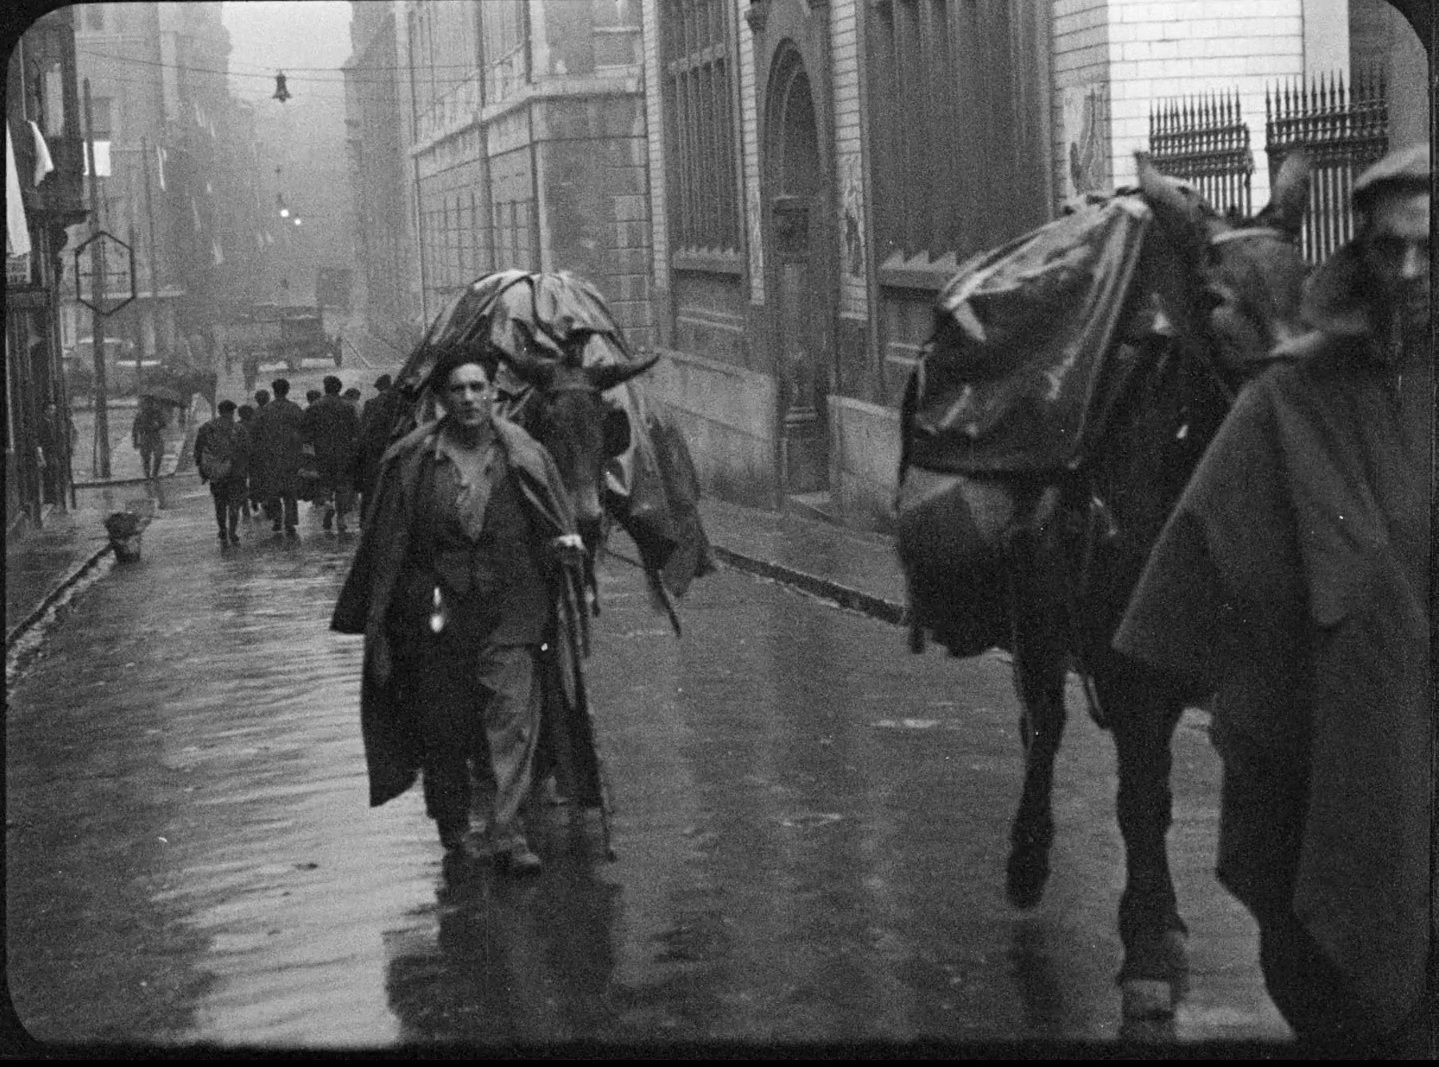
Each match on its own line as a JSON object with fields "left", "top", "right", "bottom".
{"left": 103, "top": 511, "right": 144, "bottom": 563}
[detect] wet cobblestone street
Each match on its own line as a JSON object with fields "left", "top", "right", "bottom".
{"left": 6, "top": 477, "right": 1290, "bottom": 1052}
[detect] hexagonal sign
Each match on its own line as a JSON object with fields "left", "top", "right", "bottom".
{"left": 74, "top": 230, "right": 137, "bottom": 316}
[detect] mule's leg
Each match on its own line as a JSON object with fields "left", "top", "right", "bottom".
{"left": 1005, "top": 602, "right": 1069, "bottom": 910}
{"left": 1097, "top": 666, "right": 1188, "bottom": 1018}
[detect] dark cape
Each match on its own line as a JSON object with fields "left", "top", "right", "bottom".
{"left": 331, "top": 416, "right": 603, "bottom": 812}
{"left": 1114, "top": 242, "right": 1433, "bottom": 1033}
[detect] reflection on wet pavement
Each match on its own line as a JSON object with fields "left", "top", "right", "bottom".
{"left": 6, "top": 482, "right": 1290, "bottom": 1051}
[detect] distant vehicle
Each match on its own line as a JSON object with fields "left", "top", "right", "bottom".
{"left": 229, "top": 303, "right": 341, "bottom": 372}
{"left": 63, "top": 337, "right": 161, "bottom": 396}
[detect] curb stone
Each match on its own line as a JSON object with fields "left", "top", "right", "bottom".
{"left": 5, "top": 545, "right": 114, "bottom": 652}
{"left": 709, "top": 544, "right": 908, "bottom": 626}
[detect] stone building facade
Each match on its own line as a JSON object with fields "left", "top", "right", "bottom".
{"left": 6, "top": 6, "right": 86, "bottom": 533}
{"left": 63, "top": 1, "right": 253, "bottom": 366}
{"left": 345, "top": 0, "right": 1427, "bottom": 532}
{"left": 639, "top": 0, "right": 1428, "bottom": 530}
{"left": 385, "top": 0, "right": 651, "bottom": 347}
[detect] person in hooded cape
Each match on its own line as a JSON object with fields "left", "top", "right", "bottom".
{"left": 1114, "top": 143, "right": 1434, "bottom": 1056}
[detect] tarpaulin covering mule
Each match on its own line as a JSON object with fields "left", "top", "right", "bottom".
{"left": 395, "top": 270, "right": 714, "bottom": 595}
{"left": 906, "top": 195, "right": 1153, "bottom": 476}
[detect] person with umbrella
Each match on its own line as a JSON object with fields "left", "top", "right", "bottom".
{"left": 330, "top": 347, "right": 586, "bottom": 874}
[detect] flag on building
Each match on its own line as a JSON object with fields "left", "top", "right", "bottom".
{"left": 156, "top": 144, "right": 167, "bottom": 190}
{"left": 27, "top": 121, "right": 54, "bottom": 186}
{"left": 6, "top": 122, "right": 32, "bottom": 257}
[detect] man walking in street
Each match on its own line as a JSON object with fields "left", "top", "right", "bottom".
{"left": 248, "top": 378, "right": 304, "bottom": 537}
{"left": 302, "top": 374, "right": 362, "bottom": 535}
{"left": 331, "top": 349, "right": 586, "bottom": 875}
{"left": 1115, "top": 144, "right": 1433, "bottom": 1057}
{"left": 195, "top": 399, "right": 250, "bottom": 546}
{"left": 131, "top": 395, "right": 168, "bottom": 481}
{"left": 355, "top": 372, "right": 406, "bottom": 525}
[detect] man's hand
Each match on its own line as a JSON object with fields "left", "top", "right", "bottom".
{"left": 550, "top": 533, "right": 586, "bottom": 566}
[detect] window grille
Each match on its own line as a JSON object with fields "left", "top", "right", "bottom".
{"left": 866, "top": 0, "right": 1049, "bottom": 267}
{"left": 661, "top": 0, "right": 739, "bottom": 254}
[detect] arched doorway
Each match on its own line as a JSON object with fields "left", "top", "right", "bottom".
{"left": 764, "top": 47, "right": 833, "bottom": 496}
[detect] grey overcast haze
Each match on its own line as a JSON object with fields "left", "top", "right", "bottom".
{"left": 222, "top": 0, "right": 351, "bottom": 104}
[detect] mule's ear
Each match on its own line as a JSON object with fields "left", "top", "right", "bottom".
{"left": 1258, "top": 148, "right": 1310, "bottom": 236}
{"left": 1135, "top": 151, "right": 1207, "bottom": 261}
{"left": 588, "top": 352, "right": 660, "bottom": 393}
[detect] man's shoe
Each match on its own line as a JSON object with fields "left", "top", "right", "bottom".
{"left": 499, "top": 842, "right": 542, "bottom": 876}
{"left": 229, "top": 532, "right": 240, "bottom": 544}
{"left": 285, "top": 526, "right": 298, "bottom": 539}
{"left": 272, "top": 520, "right": 282, "bottom": 533}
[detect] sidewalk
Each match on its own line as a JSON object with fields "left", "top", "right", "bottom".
{"left": 5, "top": 413, "right": 197, "bottom": 651}
{"left": 696, "top": 498, "right": 906, "bottom": 625}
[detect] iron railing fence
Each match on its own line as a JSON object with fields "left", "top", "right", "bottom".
{"left": 1266, "top": 71, "right": 1389, "bottom": 264}
{"left": 1148, "top": 91, "right": 1254, "bottom": 218}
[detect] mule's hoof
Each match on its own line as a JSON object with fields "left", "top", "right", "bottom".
{"left": 1121, "top": 978, "right": 1177, "bottom": 1020}
{"left": 1004, "top": 847, "right": 1050, "bottom": 909}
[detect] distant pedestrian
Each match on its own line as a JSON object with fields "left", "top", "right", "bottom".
{"left": 301, "top": 374, "right": 361, "bottom": 535}
{"left": 236, "top": 404, "right": 258, "bottom": 519}
{"left": 242, "top": 353, "right": 260, "bottom": 392}
{"left": 249, "top": 378, "right": 304, "bottom": 536}
{"left": 37, "top": 400, "right": 70, "bottom": 505}
{"left": 355, "top": 373, "right": 406, "bottom": 524}
{"left": 250, "top": 389, "right": 274, "bottom": 520}
{"left": 195, "top": 399, "right": 250, "bottom": 546}
{"left": 132, "top": 396, "right": 168, "bottom": 481}
{"left": 330, "top": 350, "right": 585, "bottom": 873}
{"left": 365, "top": 374, "right": 393, "bottom": 415}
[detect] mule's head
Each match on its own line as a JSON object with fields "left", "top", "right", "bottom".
{"left": 504, "top": 336, "right": 659, "bottom": 548}
{"left": 1136, "top": 150, "right": 1312, "bottom": 390}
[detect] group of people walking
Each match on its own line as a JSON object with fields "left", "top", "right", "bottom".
{"left": 195, "top": 373, "right": 400, "bottom": 545}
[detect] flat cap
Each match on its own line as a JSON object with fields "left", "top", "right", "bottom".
{"left": 1353, "top": 143, "right": 1430, "bottom": 210}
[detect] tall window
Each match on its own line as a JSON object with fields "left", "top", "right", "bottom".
{"left": 480, "top": 0, "right": 527, "bottom": 104}
{"left": 867, "top": 0, "right": 1049, "bottom": 266}
{"left": 661, "top": 0, "right": 739, "bottom": 253}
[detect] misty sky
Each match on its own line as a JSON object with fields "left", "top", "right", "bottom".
{"left": 222, "top": 0, "right": 352, "bottom": 105}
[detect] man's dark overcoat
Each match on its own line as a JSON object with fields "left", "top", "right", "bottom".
{"left": 355, "top": 387, "right": 409, "bottom": 496}
{"left": 1115, "top": 237, "right": 1432, "bottom": 1034}
{"left": 248, "top": 395, "right": 304, "bottom": 497}
{"left": 301, "top": 393, "right": 361, "bottom": 479}
{"left": 331, "top": 416, "right": 593, "bottom": 810}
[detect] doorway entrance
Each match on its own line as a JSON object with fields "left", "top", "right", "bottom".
{"left": 765, "top": 49, "right": 832, "bottom": 496}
